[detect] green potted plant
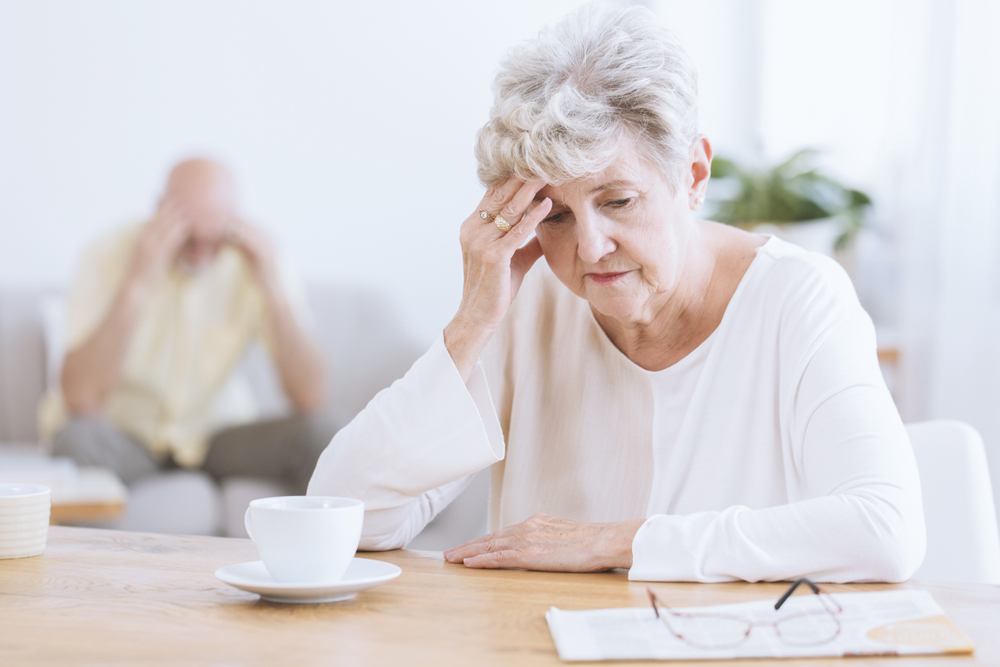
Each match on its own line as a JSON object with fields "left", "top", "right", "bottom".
{"left": 707, "top": 149, "right": 872, "bottom": 257}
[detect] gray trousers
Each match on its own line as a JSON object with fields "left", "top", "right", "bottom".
{"left": 52, "top": 413, "right": 337, "bottom": 493}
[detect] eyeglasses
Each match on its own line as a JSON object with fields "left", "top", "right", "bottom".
{"left": 647, "top": 579, "right": 843, "bottom": 650}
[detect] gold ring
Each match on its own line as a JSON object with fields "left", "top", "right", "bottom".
{"left": 494, "top": 216, "right": 512, "bottom": 233}
{"left": 479, "top": 210, "right": 496, "bottom": 222}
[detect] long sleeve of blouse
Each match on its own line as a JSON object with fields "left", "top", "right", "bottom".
{"left": 629, "top": 308, "right": 926, "bottom": 583}
{"left": 308, "top": 239, "right": 926, "bottom": 581}
{"left": 307, "top": 335, "right": 507, "bottom": 550}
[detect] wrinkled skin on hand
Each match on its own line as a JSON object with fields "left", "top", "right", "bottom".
{"left": 443, "top": 513, "right": 644, "bottom": 572}
{"left": 443, "top": 179, "right": 552, "bottom": 381}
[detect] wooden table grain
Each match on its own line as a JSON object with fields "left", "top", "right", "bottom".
{"left": 0, "top": 526, "right": 996, "bottom": 666}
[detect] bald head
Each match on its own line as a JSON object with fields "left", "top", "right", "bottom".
{"left": 162, "top": 159, "right": 238, "bottom": 269}
{"left": 165, "top": 159, "right": 235, "bottom": 201}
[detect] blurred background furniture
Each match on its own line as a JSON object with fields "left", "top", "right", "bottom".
{"left": 0, "top": 285, "right": 488, "bottom": 547}
{"left": 48, "top": 468, "right": 127, "bottom": 524}
{"left": 0, "top": 444, "right": 127, "bottom": 524}
{"left": 906, "top": 420, "right": 1000, "bottom": 584}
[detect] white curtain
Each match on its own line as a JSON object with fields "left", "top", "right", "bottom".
{"left": 722, "top": 0, "right": 1000, "bottom": 514}
{"left": 892, "top": 1, "right": 1000, "bottom": 499}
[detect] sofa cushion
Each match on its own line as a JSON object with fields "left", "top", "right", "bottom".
{"left": 0, "top": 287, "right": 58, "bottom": 442}
{"left": 115, "top": 471, "right": 222, "bottom": 536}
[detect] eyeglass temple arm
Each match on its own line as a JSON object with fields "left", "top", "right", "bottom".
{"left": 774, "top": 578, "right": 820, "bottom": 610}
{"left": 646, "top": 588, "right": 661, "bottom": 618}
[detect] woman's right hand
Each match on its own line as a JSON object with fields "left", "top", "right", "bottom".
{"left": 444, "top": 179, "right": 552, "bottom": 381}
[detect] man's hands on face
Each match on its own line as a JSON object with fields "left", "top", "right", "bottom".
{"left": 228, "top": 220, "right": 279, "bottom": 292}
{"left": 127, "top": 199, "right": 193, "bottom": 291}
{"left": 126, "top": 201, "right": 280, "bottom": 297}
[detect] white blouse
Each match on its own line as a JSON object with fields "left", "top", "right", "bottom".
{"left": 308, "top": 237, "right": 926, "bottom": 582}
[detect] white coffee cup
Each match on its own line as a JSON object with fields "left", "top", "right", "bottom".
{"left": 0, "top": 484, "right": 51, "bottom": 559}
{"left": 244, "top": 496, "right": 364, "bottom": 584}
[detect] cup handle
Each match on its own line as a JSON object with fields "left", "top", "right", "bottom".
{"left": 244, "top": 508, "right": 254, "bottom": 541}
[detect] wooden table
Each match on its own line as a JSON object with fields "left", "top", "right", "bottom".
{"left": 1, "top": 527, "right": 997, "bottom": 666}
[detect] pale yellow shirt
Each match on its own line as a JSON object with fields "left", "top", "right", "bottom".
{"left": 40, "top": 223, "right": 311, "bottom": 467}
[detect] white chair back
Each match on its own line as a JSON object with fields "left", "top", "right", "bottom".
{"left": 906, "top": 420, "right": 1000, "bottom": 584}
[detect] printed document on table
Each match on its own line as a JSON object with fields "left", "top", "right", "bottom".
{"left": 546, "top": 590, "right": 973, "bottom": 661}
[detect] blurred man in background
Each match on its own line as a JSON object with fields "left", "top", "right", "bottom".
{"left": 41, "top": 158, "right": 332, "bottom": 492}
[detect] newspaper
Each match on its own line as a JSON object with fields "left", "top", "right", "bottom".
{"left": 546, "top": 590, "right": 974, "bottom": 661}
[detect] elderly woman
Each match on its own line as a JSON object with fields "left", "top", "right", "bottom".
{"left": 308, "top": 5, "right": 925, "bottom": 582}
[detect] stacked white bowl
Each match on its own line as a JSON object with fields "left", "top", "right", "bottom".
{"left": 0, "top": 484, "right": 51, "bottom": 559}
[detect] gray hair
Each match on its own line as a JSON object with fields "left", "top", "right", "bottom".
{"left": 475, "top": 4, "right": 698, "bottom": 188}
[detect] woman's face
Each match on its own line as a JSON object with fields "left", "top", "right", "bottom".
{"left": 534, "top": 141, "right": 701, "bottom": 324}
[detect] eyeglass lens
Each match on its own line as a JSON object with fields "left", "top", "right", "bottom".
{"left": 648, "top": 579, "right": 840, "bottom": 650}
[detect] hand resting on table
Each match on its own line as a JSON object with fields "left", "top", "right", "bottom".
{"left": 443, "top": 513, "right": 646, "bottom": 572}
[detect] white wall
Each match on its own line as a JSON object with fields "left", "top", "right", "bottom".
{"left": 0, "top": 0, "right": 745, "bottom": 344}
{"left": 5, "top": 0, "right": 1000, "bottom": 532}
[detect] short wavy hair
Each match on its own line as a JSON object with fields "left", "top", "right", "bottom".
{"left": 475, "top": 4, "right": 698, "bottom": 189}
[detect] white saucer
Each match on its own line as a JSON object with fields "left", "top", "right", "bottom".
{"left": 215, "top": 557, "right": 402, "bottom": 604}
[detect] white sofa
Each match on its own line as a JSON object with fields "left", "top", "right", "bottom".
{"left": 0, "top": 285, "right": 488, "bottom": 549}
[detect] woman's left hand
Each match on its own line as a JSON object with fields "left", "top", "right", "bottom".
{"left": 443, "top": 513, "right": 645, "bottom": 572}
